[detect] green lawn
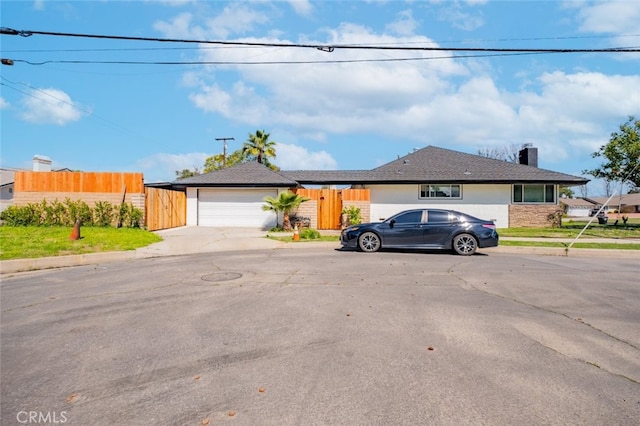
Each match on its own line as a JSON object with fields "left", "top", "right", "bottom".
{"left": 499, "top": 222, "right": 640, "bottom": 239}
{"left": 1, "top": 223, "right": 638, "bottom": 261}
{"left": 0, "top": 226, "right": 162, "bottom": 260}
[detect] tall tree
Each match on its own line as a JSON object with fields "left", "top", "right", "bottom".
{"left": 203, "top": 150, "right": 244, "bottom": 172}
{"left": 175, "top": 167, "right": 200, "bottom": 179}
{"left": 243, "top": 130, "right": 277, "bottom": 168}
{"left": 584, "top": 116, "right": 640, "bottom": 192}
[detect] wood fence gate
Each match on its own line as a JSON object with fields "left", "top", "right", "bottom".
{"left": 295, "top": 188, "right": 370, "bottom": 230}
{"left": 145, "top": 187, "right": 186, "bottom": 231}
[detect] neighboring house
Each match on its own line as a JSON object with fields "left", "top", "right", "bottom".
{"left": 560, "top": 197, "right": 598, "bottom": 217}
{"left": 172, "top": 145, "right": 589, "bottom": 229}
{"left": 592, "top": 193, "right": 640, "bottom": 214}
{"left": 0, "top": 168, "right": 18, "bottom": 214}
{"left": 1, "top": 156, "right": 56, "bottom": 214}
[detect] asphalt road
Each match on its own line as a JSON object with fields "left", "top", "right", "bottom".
{"left": 1, "top": 248, "right": 639, "bottom": 425}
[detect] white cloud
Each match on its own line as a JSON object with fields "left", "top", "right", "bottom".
{"left": 20, "top": 88, "right": 85, "bottom": 125}
{"left": 154, "top": 4, "right": 269, "bottom": 39}
{"left": 276, "top": 143, "right": 338, "bottom": 170}
{"left": 386, "top": 9, "right": 419, "bottom": 36}
{"left": 577, "top": 1, "right": 640, "bottom": 34}
{"left": 0, "top": 97, "right": 9, "bottom": 109}
{"left": 436, "top": 2, "right": 484, "bottom": 31}
{"left": 176, "top": 4, "right": 638, "bottom": 172}
{"left": 135, "top": 152, "right": 210, "bottom": 182}
{"left": 287, "top": 0, "right": 313, "bottom": 17}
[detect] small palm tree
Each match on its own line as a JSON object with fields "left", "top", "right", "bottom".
{"left": 262, "top": 191, "right": 310, "bottom": 230}
{"left": 243, "top": 130, "right": 277, "bottom": 168}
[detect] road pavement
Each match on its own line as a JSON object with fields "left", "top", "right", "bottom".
{"left": 1, "top": 246, "right": 638, "bottom": 425}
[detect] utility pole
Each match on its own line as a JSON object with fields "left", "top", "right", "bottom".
{"left": 215, "top": 137, "right": 235, "bottom": 167}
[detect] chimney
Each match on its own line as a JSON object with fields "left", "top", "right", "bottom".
{"left": 518, "top": 144, "right": 538, "bottom": 167}
{"left": 33, "top": 155, "right": 52, "bottom": 172}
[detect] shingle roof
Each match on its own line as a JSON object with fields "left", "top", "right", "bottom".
{"left": 173, "top": 145, "right": 589, "bottom": 186}
{"left": 284, "top": 146, "right": 588, "bottom": 185}
{"left": 592, "top": 193, "right": 640, "bottom": 207}
{"left": 172, "top": 161, "right": 298, "bottom": 187}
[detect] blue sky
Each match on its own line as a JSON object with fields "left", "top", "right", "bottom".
{"left": 1, "top": 1, "right": 639, "bottom": 195}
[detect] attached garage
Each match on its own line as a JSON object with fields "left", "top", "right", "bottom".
{"left": 197, "top": 188, "right": 277, "bottom": 228}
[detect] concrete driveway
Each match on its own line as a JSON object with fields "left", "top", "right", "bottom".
{"left": 1, "top": 246, "right": 638, "bottom": 425}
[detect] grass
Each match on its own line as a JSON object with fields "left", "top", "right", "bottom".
{"left": 499, "top": 222, "right": 640, "bottom": 239}
{"left": 499, "top": 240, "right": 640, "bottom": 250}
{"left": 0, "top": 226, "right": 163, "bottom": 260}
{"left": 1, "top": 222, "right": 639, "bottom": 261}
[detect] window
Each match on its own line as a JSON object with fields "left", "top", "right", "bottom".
{"left": 393, "top": 210, "right": 424, "bottom": 224}
{"left": 427, "top": 210, "right": 451, "bottom": 223}
{"left": 513, "top": 184, "right": 556, "bottom": 203}
{"left": 419, "top": 184, "right": 461, "bottom": 199}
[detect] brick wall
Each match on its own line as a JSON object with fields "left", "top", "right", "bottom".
{"left": 341, "top": 201, "right": 370, "bottom": 224}
{"left": 292, "top": 200, "right": 317, "bottom": 229}
{"left": 509, "top": 204, "right": 563, "bottom": 227}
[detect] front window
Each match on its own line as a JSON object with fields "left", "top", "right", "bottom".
{"left": 513, "top": 184, "right": 556, "bottom": 203}
{"left": 419, "top": 184, "right": 461, "bottom": 199}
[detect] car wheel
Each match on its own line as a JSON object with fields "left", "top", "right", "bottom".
{"left": 452, "top": 233, "right": 477, "bottom": 255}
{"left": 358, "top": 232, "right": 381, "bottom": 253}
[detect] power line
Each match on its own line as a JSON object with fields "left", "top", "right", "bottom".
{"left": 4, "top": 52, "right": 563, "bottom": 67}
{"left": 2, "top": 27, "right": 640, "bottom": 54}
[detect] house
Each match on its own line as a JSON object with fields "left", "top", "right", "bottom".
{"left": 0, "top": 155, "right": 58, "bottom": 214}
{"left": 591, "top": 193, "right": 640, "bottom": 214}
{"left": 172, "top": 145, "right": 589, "bottom": 229}
{"left": 560, "top": 197, "right": 597, "bottom": 217}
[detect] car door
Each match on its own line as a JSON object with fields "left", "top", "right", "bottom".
{"left": 382, "top": 210, "right": 426, "bottom": 247}
{"left": 422, "top": 210, "right": 456, "bottom": 247}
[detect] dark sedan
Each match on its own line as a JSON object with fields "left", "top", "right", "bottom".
{"left": 340, "top": 209, "right": 499, "bottom": 255}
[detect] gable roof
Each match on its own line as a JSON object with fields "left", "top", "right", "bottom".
{"left": 174, "top": 145, "right": 589, "bottom": 187}
{"left": 172, "top": 161, "right": 298, "bottom": 188}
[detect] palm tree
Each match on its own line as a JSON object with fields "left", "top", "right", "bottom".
{"left": 242, "top": 130, "right": 277, "bottom": 167}
{"left": 262, "top": 191, "right": 310, "bottom": 230}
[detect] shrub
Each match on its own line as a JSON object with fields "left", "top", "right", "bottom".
{"left": 342, "top": 205, "right": 362, "bottom": 226}
{"left": 0, "top": 199, "right": 143, "bottom": 228}
{"left": 93, "top": 201, "right": 115, "bottom": 227}
{"left": 300, "top": 228, "right": 320, "bottom": 240}
{"left": 0, "top": 205, "right": 35, "bottom": 226}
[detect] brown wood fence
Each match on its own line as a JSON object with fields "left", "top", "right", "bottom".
{"left": 14, "top": 171, "right": 144, "bottom": 193}
{"left": 145, "top": 187, "right": 186, "bottom": 231}
{"left": 295, "top": 188, "right": 370, "bottom": 229}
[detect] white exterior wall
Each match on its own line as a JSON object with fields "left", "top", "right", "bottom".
{"left": 368, "top": 184, "right": 510, "bottom": 228}
{"left": 186, "top": 187, "right": 199, "bottom": 226}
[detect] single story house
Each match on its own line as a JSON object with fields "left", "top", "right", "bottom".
{"left": 172, "top": 145, "right": 589, "bottom": 229}
{"left": 560, "top": 197, "right": 597, "bottom": 217}
{"left": 591, "top": 193, "right": 640, "bottom": 214}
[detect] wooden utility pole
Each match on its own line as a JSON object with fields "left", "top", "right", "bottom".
{"left": 215, "top": 137, "right": 235, "bottom": 167}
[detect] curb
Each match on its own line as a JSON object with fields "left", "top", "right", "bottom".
{"left": 1, "top": 240, "right": 638, "bottom": 276}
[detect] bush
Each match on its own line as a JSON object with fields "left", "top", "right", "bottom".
{"left": 342, "top": 205, "right": 362, "bottom": 226}
{"left": 300, "top": 228, "right": 320, "bottom": 240}
{"left": 0, "top": 199, "right": 143, "bottom": 228}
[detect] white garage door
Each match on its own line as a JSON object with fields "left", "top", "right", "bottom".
{"left": 198, "top": 189, "right": 277, "bottom": 228}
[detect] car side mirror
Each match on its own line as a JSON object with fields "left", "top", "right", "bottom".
{"left": 389, "top": 219, "right": 395, "bottom": 228}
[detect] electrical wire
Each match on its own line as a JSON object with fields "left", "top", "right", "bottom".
{"left": 7, "top": 51, "right": 560, "bottom": 67}
{"left": 3, "top": 27, "right": 640, "bottom": 53}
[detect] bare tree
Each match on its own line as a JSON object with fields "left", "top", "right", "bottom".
{"left": 477, "top": 144, "right": 521, "bottom": 163}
